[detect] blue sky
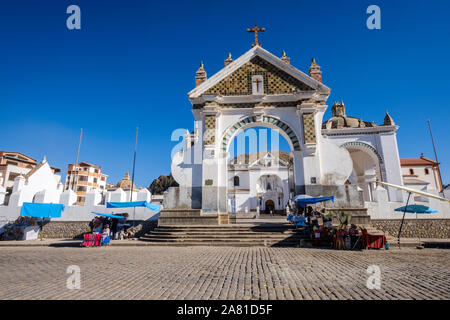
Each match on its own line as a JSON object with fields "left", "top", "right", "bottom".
{"left": 0, "top": 0, "right": 449, "bottom": 187}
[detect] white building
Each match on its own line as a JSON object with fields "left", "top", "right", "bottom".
{"left": 400, "top": 154, "right": 443, "bottom": 194}
{"left": 228, "top": 151, "right": 293, "bottom": 213}
{"left": 0, "top": 160, "right": 157, "bottom": 222}
{"left": 0, "top": 151, "right": 61, "bottom": 205}
{"left": 0, "top": 157, "right": 63, "bottom": 218}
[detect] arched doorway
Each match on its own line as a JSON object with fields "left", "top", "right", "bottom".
{"left": 265, "top": 200, "right": 275, "bottom": 214}
{"left": 225, "top": 124, "right": 296, "bottom": 214}
{"left": 341, "top": 142, "right": 382, "bottom": 202}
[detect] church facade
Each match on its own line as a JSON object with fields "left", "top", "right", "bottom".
{"left": 228, "top": 151, "right": 294, "bottom": 213}
{"left": 165, "top": 42, "right": 407, "bottom": 217}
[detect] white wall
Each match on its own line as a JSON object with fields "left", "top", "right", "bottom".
{"left": 367, "top": 187, "right": 450, "bottom": 219}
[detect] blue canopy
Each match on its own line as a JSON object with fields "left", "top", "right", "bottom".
{"left": 20, "top": 203, "right": 65, "bottom": 218}
{"left": 394, "top": 205, "right": 438, "bottom": 214}
{"left": 292, "top": 195, "right": 334, "bottom": 207}
{"left": 90, "top": 212, "right": 127, "bottom": 219}
{"left": 106, "top": 201, "right": 161, "bottom": 212}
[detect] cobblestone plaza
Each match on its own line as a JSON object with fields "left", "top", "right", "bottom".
{"left": 1, "top": 246, "right": 449, "bottom": 300}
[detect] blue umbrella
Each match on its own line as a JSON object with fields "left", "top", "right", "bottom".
{"left": 395, "top": 203, "right": 438, "bottom": 248}
{"left": 394, "top": 205, "right": 438, "bottom": 214}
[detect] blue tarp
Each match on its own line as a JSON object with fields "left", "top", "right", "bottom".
{"left": 292, "top": 195, "right": 334, "bottom": 207}
{"left": 20, "top": 203, "right": 65, "bottom": 218}
{"left": 90, "top": 212, "right": 127, "bottom": 219}
{"left": 106, "top": 201, "right": 161, "bottom": 212}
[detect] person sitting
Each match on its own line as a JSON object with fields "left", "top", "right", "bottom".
{"left": 313, "top": 226, "right": 321, "bottom": 247}
{"left": 101, "top": 224, "right": 111, "bottom": 246}
{"left": 349, "top": 224, "right": 360, "bottom": 249}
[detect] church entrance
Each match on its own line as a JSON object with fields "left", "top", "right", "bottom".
{"left": 264, "top": 200, "right": 275, "bottom": 214}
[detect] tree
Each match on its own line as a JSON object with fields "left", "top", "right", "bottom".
{"left": 148, "top": 174, "right": 179, "bottom": 195}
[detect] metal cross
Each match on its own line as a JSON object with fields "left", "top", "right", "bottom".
{"left": 247, "top": 24, "right": 265, "bottom": 47}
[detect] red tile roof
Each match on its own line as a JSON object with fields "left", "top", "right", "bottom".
{"left": 400, "top": 157, "right": 438, "bottom": 166}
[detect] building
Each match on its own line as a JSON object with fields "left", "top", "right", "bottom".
{"left": 64, "top": 162, "right": 108, "bottom": 205}
{"left": 1, "top": 157, "right": 63, "bottom": 211}
{"left": 0, "top": 151, "right": 61, "bottom": 205}
{"left": 105, "top": 172, "right": 151, "bottom": 203}
{"left": 165, "top": 39, "right": 405, "bottom": 216}
{"left": 228, "top": 151, "right": 293, "bottom": 213}
{"left": 400, "top": 154, "right": 443, "bottom": 193}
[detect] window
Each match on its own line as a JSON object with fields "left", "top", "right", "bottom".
{"left": 251, "top": 75, "right": 264, "bottom": 95}
{"left": 424, "top": 168, "right": 430, "bottom": 175}
{"left": 409, "top": 169, "right": 414, "bottom": 175}
{"left": 233, "top": 176, "right": 240, "bottom": 187}
{"left": 8, "top": 173, "right": 20, "bottom": 181}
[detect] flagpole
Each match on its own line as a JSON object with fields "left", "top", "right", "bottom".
{"left": 130, "top": 127, "right": 138, "bottom": 227}
{"left": 73, "top": 129, "right": 83, "bottom": 202}
{"left": 427, "top": 119, "right": 443, "bottom": 193}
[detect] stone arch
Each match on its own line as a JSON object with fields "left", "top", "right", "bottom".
{"left": 220, "top": 115, "right": 301, "bottom": 152}
{"left": 340, "top": 141, "right": 383, "bottom": 164}
{"left": 341, "top": 141, "right": 383, "bottom": 202}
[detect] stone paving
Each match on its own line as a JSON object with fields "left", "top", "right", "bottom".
{"left": 0, "top": 246, "right": 449, "bottom": 300}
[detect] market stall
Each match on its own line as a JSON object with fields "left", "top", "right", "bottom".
{"left": 0, "top": 203, "right": 65, "bottom": 241}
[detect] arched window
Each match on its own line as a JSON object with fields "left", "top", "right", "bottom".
{"left": 233, "top": 176, "right": 240, "bottom": 187}
{"left": 424, "top": 168, "right": 430, "bottom": 175}
{"left": 409, "top": 169, "right": 414, "bottom": 175}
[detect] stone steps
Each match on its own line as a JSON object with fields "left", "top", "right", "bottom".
{"left": 140, "top": 224, "right": 305, "bottom": 247}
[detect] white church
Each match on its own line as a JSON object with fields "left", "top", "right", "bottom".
{"left": 164, "top": 40, "right": 449, "bottom": 221}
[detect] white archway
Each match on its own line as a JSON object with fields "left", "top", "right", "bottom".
{"left": 341, "top": 142, "right": 382, "bottom": 202}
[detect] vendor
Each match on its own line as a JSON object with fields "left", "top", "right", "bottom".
{"left": 101, "top": 224, "right": 111, "bottom": 246}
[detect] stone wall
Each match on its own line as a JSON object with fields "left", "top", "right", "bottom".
{"left": 41, "top": 220, "right": 158, "bottom": 239}
{"left": 371, "top": 219, "right": 450, "bottom": 239}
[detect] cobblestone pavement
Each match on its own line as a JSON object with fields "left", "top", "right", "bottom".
{"left": 1, "top": 246, "right": 449, "bottom": 300}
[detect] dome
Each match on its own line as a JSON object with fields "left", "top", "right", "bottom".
{"left": 322, "top": 101, "right": 376, "bottom": 129}
{"left": 115, "top": 172, "right": 136, "bottom": 190}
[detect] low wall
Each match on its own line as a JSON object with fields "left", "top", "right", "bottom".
{"left": 41, "top": 220, "right": 158, "bottom": 239}
{"left": 371, "top": 219, "right": 450, "bottom": 239}
{"left": 0, "top": 204, "right": 160, "bottom": 222}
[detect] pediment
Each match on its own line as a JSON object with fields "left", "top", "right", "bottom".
{"left": 189, "top": 46, "right": 330, "bottom": 99}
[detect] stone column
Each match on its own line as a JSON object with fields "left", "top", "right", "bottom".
{"left": 297, "top": 103, "right": 326, "bottom": 195}
{"left": 201, "top": 105, "right": 225, "bottom": 213}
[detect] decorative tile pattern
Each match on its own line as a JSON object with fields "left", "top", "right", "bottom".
{"left": 221, "top": 116, "right": 301, "bottom": 151}
{"left": 302, "top": 113, "right": 316, "bottom": 144}
{"left": 193, "top": 101, "right": 305, "bottom": 109}
{"left": 205, "top": 56, "right": 313, "bottom": 96}
{"left": 204, "top": 115, "right": 216, "bottom": 145}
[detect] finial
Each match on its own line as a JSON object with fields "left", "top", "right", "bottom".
{"left": 227, "top": 52, "right": 232, "bottom": 59}
{"left": 282, "top": 50, "right": 286, "bottom": 57}
{"left": 200, "top": 61, "right": 204, "bottom": 68}
{"left": 383, "top": 109, "right": 395, "bottom": 126}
